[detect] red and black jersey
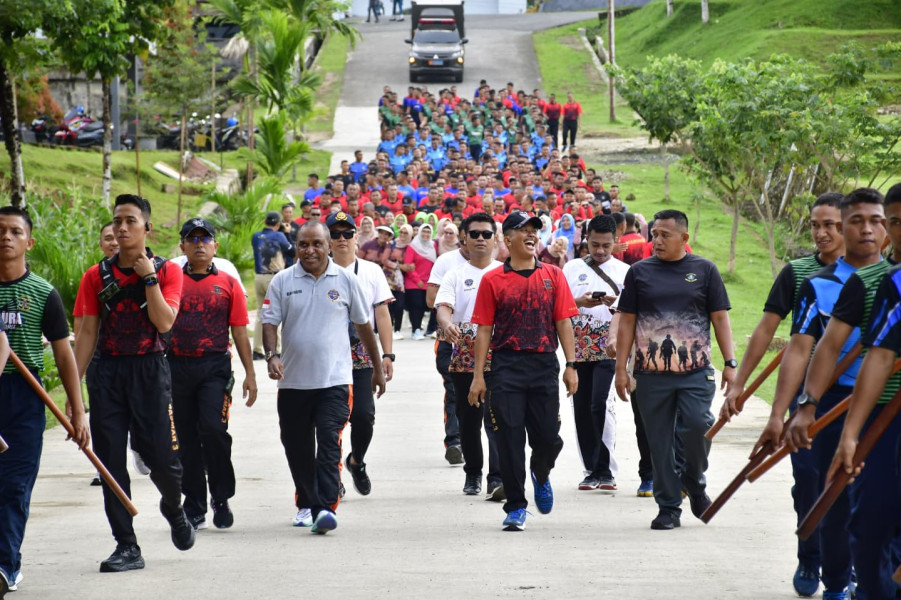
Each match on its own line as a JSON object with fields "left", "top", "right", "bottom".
{"left": 79, "top": 251, "right": 182, "bottom": 356}
{"left": 169, "top": 264, "right": 249, "bottom": 357}
{"left": 471, "top": 259, "right": 578, "bottom": 353}
{"left": 543, "top": 102, "right": 562, "bottom": 121}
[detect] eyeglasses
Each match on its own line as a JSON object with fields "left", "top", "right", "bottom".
{"left": 184, "top": 236, "right": 214, "bottom": 244}
{"left": 310, "top": 212, "right": 322, "bottom": 217}
{"left": 330, "top": 230, "right": 355, "bottom": 240}
{"left": 467, "top": 230, "right": 494, "bottom": 240}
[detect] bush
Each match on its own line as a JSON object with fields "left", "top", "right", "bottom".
{"left": 203, "top": 180, "right": 282, "bottom": 274}
{"left": 25, "top": 191, "right": 111, "bottom": 316}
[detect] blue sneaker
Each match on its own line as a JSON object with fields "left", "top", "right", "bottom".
{"left": 792, "top": 563, "right": 819, "bottom": 597}
{"left": 637, "top": 479, "right": 653, "bottom": 497}
{"left": 531, "top": 471, "right": 553, "bottom": 514}
{"left": 822, "top": 591, "right": 849, "bottom": 600}
{"left": 502, "top": 508, "right": 527, "bottom": 531}
{"left": 311, "top": 510, "right": 337, "bottom": 535}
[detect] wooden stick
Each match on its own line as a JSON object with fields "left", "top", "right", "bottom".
{"left": 893, "top": 564, "right": 901, "bottom": 586}
{"left": 706, "top": 346, "right": 786, "bottom": 440}
{"left": 0, "top": 433, "right": 7, "bottom": 453}
{"left": 9, "top": 349, "right": 138, "bottom": 516}
{"left": 746, "top": 355, "right": 901, "bottom": 483}
{"left": 796, "top": 387, "right": 901, "bottom": 541}
{"left": 701, "top": 441, "right": 775, "bottom": 523}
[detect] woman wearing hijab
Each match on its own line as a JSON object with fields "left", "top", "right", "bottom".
{"left": 425, "top": 212, "right": 440, "bottom": 233}
{"left": 554, "top": 213, "right": 579, "bottom": 260}
{"left": 538, "top": 214, "right": 555, "bottom": 247}
{"left": 403, "top": 224, "right": 436, "bottom": 340}
{"left": 358, "top": 216, "right": 376, "bottom": 248}
{"left": 539, "top": 236, "right": 568, "bottom": 268}
{"left": 392, "top": 213, "right": 408, "bottom": 237}
{"left": 389, "top": 224, "right": 413, "bottom": 339}
{"left": 437, "top": 222, "right": 460, "bottom": 256}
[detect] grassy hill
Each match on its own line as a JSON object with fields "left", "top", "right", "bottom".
{"left": 608, "top": 0, "right": 901, "bottom": 77}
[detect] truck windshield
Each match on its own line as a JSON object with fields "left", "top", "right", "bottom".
{"left": 414, "top": 30, "right": 460, "bottom": 44}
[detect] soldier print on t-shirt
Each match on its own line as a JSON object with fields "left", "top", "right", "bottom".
{"left": 618, "top": 254, "right": 731, "bottom": 376}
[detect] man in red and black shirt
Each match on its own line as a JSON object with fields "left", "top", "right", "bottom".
{"left": 543, "top": 93, "right": 562, "bottom": 149}
{"left": 75, "top": 195, "right": 195, "bottom": 572}
{"left": 469, "top": 211, "right": 579, "bottom": 531}
{"left": 561, "top": 92, "right": 582, "bottom": 150}
{"left": 168, "top": 218, "right": 258, "bottom": 531}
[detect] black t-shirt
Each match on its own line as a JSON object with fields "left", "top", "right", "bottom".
{"left": 619, "top": 253, "right": 730, "bottom": 375}
{"left": 763, "top": 254, "right": 825, "bottom": 318}
{"left": 373, "top": 204, "right": 393, "bottom": 218}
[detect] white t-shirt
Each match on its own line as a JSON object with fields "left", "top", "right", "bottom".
{"left": 171, "top": 255, "right": 248, "bottom": 296}
{"left": 563, "top": 256, "right": 630, "bottom": 362}
{"left": 342, "top": 258, "right": 393, "bottom": 369}
{"left": 427, "top": 248, "right": 468, "bottom": 287}
{"left": 435, "top": 260, "right": 503, "bottom": 324}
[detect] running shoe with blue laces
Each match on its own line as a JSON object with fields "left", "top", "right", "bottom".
{"left": 792, "top": 563, "right": 819, "bottom": 597}
{"left": 502, "top": 508, "right": 527, "bottom": 531}
{"left": 531, "top": 471, "right": 553, "bottom": 514}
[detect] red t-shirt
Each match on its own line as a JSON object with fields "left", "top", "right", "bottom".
{"left": 620, "top": 231, "right": 647, "bottom": 265}
{"left": 169, "top": 267, "right": 248, "bottom": 357}
{"left": 79, "top": 253, "right": 183, "bottom": 356}
{"left": 543, "top": 103, "right": 562, "bottom": 121}
{"left": 563, "top": 102, "right": 582, "bottom": 121}
{"left": 471, "top": 260, "right": 578, "bottom": 353}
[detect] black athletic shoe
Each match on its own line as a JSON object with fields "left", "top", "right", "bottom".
{"left": 486, "top": 481, "right": 506, "bottom": 502}
{"left": 650, "top": 511, "right": 681, "bottom": 530}
{"left": 90, "top": 474, "right": 102, "bottom": 486}
{"left": 463, "top": 473, "right": 481, "bottom": 495}
{"left": 578, "top": 475, "right": 600, "bottom": 490}
{"left": 99, "top": 544, "right": 145, "bottom": 573}
{"left": 212, "top": 500, "right": 234, "bottom": 529}
{"left": 161, "top": 502, "right": 196, "bottom": 551}
{"left": 445, "top": 445, "right": 463, "bottom": 465}
{"left": 345, "top": 455, "right": 372, "bottom": 496}
{"left": 688, "top": 492, "right": 712, "bottom": 519}
{"left": 252, "top": 351, "right": 265, "bottom": 361}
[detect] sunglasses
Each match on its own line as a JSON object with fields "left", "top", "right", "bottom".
{"left": 330, "top": 230, "right": 355, "bottom": 240}
{"left": 467, "top": 230, "right": 494, "bottom": 240}
{"left": 184, "top": 235, "right": 214, "bottom": 244}
{"left": 311, "top": 212, "right": 322, "bottom": 217}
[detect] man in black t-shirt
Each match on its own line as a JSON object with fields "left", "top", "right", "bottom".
{"left": 615, "top": 209, "right": 736, "bottom": 531}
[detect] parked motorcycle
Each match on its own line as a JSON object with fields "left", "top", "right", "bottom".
{"left": 30, "top": 114, "right": 56, "bottom": 143}
{"left": 53, "top": 106, "right": 94, "bottom": 145}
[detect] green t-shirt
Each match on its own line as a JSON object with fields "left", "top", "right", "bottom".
{"left": 0, "top": 270, "right": 70, "bottom": 373}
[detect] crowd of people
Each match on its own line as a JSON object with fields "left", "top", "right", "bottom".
{"left": 1, "top": 75, "right": 900, "bottom": 600}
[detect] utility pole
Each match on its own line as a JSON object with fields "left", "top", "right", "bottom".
{"left": 608, "top": 0, "right": 616, "bottom": 122}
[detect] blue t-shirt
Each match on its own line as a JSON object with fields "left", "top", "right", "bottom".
{"left": 349, "top": 162, "right": 368, "bottom": 183}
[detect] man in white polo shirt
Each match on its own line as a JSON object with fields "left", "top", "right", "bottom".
{"left": 436, "top": 212, "right": 504, "bottom": 500}
{"left": 260, "top": 221, "right": 386, "bottom": 535}
{"left": 562, "top": 215, "right": 629, "bottom": 493}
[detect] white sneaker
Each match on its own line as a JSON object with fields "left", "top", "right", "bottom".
{"left": 293, "top": 508, "right": 313, "bottom": 527}
{"left": 412, "top": 329, "right": 425, "bottom": 341}
{"left": 428, "top": 331, "right": 438, "bottom": 339}
{"left": 393, "top": 331, "right": 404, "bottom": 340}
{"left": 132, "top": 449, "right": 151, "bottom": 475}
{"left": 9, "top": 570, "right": 22, "bottom": 591}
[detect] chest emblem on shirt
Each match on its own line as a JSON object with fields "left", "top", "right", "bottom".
{"left": 16, "top": 295, "right": 31, "bottom": 311}
{"left": 684, "top": 273, "right": 698, "bottom": 283}
{"left": 543, "top": 279, "right": 553, "bottom": 290}
{"left": 328, "top": 289, "right": 341, "bottom": 301}
{"left": 579, "top": 273, "right": 587, "bottom": 282}
{"left": 464, "top": 278, "right": 474, "bottom": 287}
{"left": 212, "top": 285, "right": 223, "bottom": 295}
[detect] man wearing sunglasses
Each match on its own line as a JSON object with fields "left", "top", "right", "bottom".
{"left": 168, "top": 219, "right": 258, "bottom": 532}
{"left": 323, "top": 212, "right": 394, "bottom": 507}
{"left": 435, "top": 213, "right": 503, "bottom": 498}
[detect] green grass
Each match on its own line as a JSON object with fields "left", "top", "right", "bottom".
{"left": 533, "top": 23, "right": 643, "bottom": 138}
{"left": 307, "top": 33, "right": 352, "bottom": 136}
{"left": 5, "top": 144, "right": 331, "bottom": 255}
{"left": 605, "top": 0, "right": 901, "bottom": 75}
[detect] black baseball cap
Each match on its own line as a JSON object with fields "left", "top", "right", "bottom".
{"left": 325, "top": 211, "right": 356, "bottom": 230}
{"left": 502, "top": 211, "right": 543, "bottom": 234}
{"left": 180, "top": 217, "right": 216, "bottom": 239}
{"left": 265, "top": 211, "right": 282, "bottom": 226}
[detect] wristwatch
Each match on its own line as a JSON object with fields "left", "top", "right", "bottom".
{"left": 724, "top": 358, "right": 738, "bottom": 369}
{"left": 143, "top": 274, "right": 159, "bottom": 286}
{"left": 382, "top": 353, "right": 396, "bottom": 361}
{"left": 565, "top": 361, "right": 576, "bottom": 369}
{"left": 797, "top": 392, "right": 819, "bottom": 408}
{"left": 265, "top": 351, "right": 279, "bottom": 362}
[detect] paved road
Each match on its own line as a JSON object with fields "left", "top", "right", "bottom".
{"left": 23, "top": 339, "right": 799, "bottom": 599}
{"left": 317, "top": 13, "right": 596, "bottom": 172}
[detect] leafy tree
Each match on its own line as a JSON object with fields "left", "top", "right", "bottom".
{"left": 51, "top": 0, "right": 174, "bottom": 207}
{"left": 612, "top": 55, "right": 702, "bottom": 202}
{"left": 238, "top": 113, "right": 310, "bottom": 183}
{"left": 0, "top": 0, "right": 75, "bottom": 207}
{"left": 143, "top": 0, "right": 218, "bottom": 223}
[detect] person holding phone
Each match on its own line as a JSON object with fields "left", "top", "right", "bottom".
{"left": 562, "top": 215, "right": 629, "bottom": 493}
